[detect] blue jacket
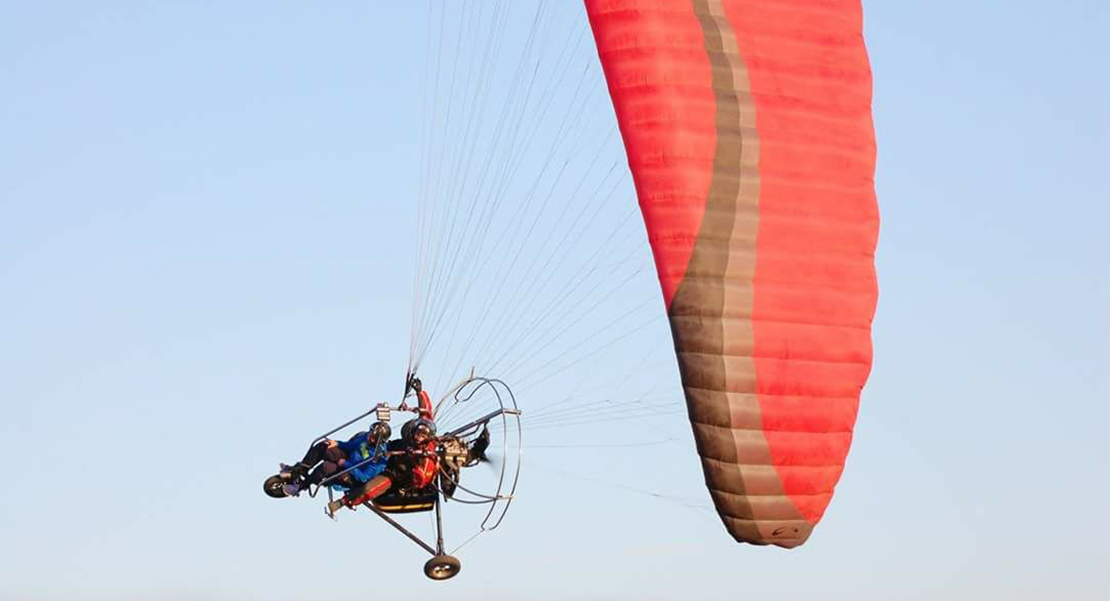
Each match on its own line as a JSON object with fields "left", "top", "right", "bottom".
{"left": 337, "top": 431, "right": 388, "bottom": 483}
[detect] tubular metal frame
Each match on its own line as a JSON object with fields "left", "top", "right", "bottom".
{"left": 292, "top": 374, "right": 523, "bottom": 559}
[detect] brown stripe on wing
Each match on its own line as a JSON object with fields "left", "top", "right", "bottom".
{"left": 671, "top": 0, "right": 809, "bottom": 547}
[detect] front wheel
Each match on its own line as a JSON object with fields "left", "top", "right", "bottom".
{"left": 423, "top": 554, "right": 461, "bottom": 580}
{"left": 263, "top": 475, "right": 289, "bottom": 498}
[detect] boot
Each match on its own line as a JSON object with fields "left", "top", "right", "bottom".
{"left": 280, "top": 462, "right": 309, "bottom": 478}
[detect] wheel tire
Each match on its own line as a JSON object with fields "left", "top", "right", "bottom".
{"left": 264, "top": 475, "right": 289, "bottom": 498}
{"left": 423, "top": 554, "right": 461, "bottom": 580}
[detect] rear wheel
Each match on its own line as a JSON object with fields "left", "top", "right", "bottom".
{"left": 423, "top": 554, "right": 461, "bottom": 580}
{"left": 263, "top": 475, "right": 289, "bottom": 498}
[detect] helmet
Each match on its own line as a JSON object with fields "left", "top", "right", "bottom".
{"left": 402, "top": 418, "right": 436, "bottom": 444}
{"left": 369, "top": 421, "right": 392, "bottom": 443}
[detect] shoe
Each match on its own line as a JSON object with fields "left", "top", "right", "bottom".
{"left": 283, "top": 483, "right": 301, "bottom": 496}
{"left": 280, "top": 462, "right": 309, "bottom": 477}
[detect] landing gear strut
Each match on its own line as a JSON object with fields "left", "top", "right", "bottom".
{"left": 365, "top": 481, "right": 462, "bottom": 580}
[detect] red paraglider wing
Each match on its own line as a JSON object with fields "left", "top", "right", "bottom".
{"left": 586, "top": 0, "right": 878, "bottom": 548}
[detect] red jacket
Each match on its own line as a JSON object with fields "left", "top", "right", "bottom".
{"left": 411, "top": 438, "right": 439, "bottom": 488}
{"left": 411, "top": 389, "right": 437, "bottom": 488}
{"left": 415, "top": 389, "right": 434, "bottom": 420}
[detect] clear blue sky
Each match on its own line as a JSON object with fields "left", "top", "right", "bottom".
{"left": 2, "top": 2, "right": 1108, "bottom": 599}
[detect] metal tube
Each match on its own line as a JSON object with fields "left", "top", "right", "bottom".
{"left": 309, "top": 408, "right": 378, "bottom": 448}
{"left": 432, "top": 370, "right": 476, "bottom": 417}
{"left": 445, "top": 408, "right": 520, "bottom": 438}
{"left": 434, "top": 491, "right": 445, "bottom": 555}
{"left": 365, "top": 503, "right": 437, "bottom": 556}
{"left": 318, "top": 453, "right": 382, "bottom": 488}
